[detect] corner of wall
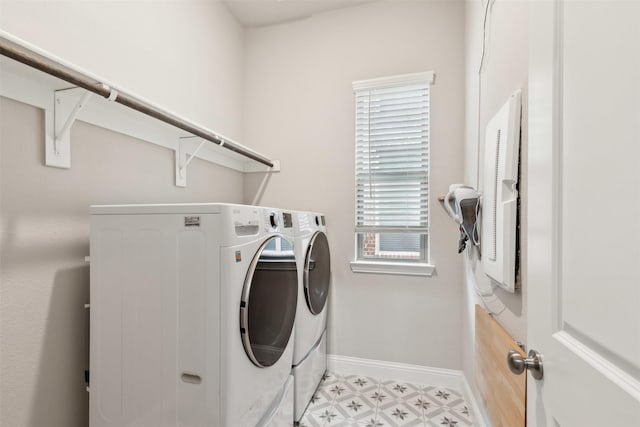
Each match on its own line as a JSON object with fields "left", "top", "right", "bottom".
{"left": 462, "top": 0, "right": 530, "bottom": 422}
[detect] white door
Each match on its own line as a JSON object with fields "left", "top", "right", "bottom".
{"left": 527, "top": 1, "right": 640, "bottom": 426}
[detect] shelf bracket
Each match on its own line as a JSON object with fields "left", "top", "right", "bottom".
{"left": 175, "top": 136, "right": 209, "bottom": 187}
{"left": 48, "top": 85, "right": 118, "bottom": 168}
{"left": 48, "top": 87, "right": 93, "bottom": 168}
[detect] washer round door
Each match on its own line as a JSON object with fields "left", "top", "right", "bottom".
{"left": 304, "top": 231, "right": 331, "bottom": 315}
{"left": 240, "top": 236, "right": 298, "bottom": 368}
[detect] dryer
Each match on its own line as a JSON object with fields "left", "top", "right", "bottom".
{"left": 89, "top": 203, "right": 298, "bottom": 427}
{"left": 292, "top": 211, "right": 331, "bottom": 423}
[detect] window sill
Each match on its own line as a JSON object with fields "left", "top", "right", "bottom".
{"left": 349, "top": 260, "right": 435, "bottom": 277}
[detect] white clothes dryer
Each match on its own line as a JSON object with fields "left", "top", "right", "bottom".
{"left": 89, "top": 203, "right": 298, "bottom": 427}
{"left": 292, "top": 211, "right": 331, "bottom": 422}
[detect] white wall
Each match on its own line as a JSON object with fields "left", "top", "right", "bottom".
{"left": 244, "top": 1, "right": 466, "bottom": 368}
{"left": 0, "top": 2, "right": 246, "bottom": 426}
{"left": 0, "top": 0, "right": 245, "bottom": 141}
{"left": 462, "top": 0, "right": 529, "bottom": 404}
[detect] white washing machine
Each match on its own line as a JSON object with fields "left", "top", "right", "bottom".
{"left": 89, "top": 203, "right": 298, "bottom": 427}
{"left": 261, "top": 207, "right": 297, "bottom": 259}
{"left": 292, "top": 211, "right": 331, "bottom": 423}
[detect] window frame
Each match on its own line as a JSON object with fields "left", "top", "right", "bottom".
{"left": 350, "top": 71, "right": 436, "bottom": 277}
{"left": 375, "top": 233, "right": 421, "bottom": 259}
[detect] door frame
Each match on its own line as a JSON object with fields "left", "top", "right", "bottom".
{"left": 527, "top": 0, "right": 563, "bottom": 419}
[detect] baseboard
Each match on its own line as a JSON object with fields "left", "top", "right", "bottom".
{"left": 327, "top": 354, "right": 463, "bottom": 391}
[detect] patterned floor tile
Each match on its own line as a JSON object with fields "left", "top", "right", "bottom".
{"left": 321, "top": 372, "right": 347, "bottom": 387}
{"left": 379, "top": 383, "right": 421, "bottom": 406}
{"left": 379, "top": 379, "right": 422, "bottom": 400}
{"left": 342, "top": 375, "right": 380, "bottom": 394}
{"left": 325, "top": 419, "right": 372, "bottom": 427}
{"left": 354, "top": 418, "right": 388, "bottom": 427}
{"left": 449, "top": 402, "right": 473, "bottom": 425}
{"left": 377, "top": 399, "right": 423, "bottom": 426}
{"left": 422, "top": 387, "right": 465, "bottom": 408}
{"left": 318, "top": 408, "right": 343, "bottom": 425}
{"left": 357, "top": 417, "right": 399, "bottom": 427}
{"left": 367, "top": 386, "right": 391, "bottom": 407}
{"left": 425, "top": 410, "right": 471, "bottom": 427}
{"left": 334, "top": 393, "right": 377, "bottom": 421}
{"left": 307, "top": 389, "right": 335, "bottom": 413}
{"left": 299, "top": 372, "right": 473, "bottom": 427}
{"left": 410, "top": 395, "right": 442, "bottom": 419}
{"left": 299, "top": 409, "right": 330, "bottom": 427}
{"left": 326, "top": 382, "right": 353, "bottom": 400}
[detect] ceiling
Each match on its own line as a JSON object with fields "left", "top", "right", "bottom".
{"left": 222, "top": 0, "right": 377, "bottom": 28}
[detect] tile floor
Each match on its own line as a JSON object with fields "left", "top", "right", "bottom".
{"left": 298, "top": 372, "right": 472, "bottom": 427}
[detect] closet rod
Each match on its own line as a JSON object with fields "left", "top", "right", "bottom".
{"left": 0, "top": 35, "right": 274, "bottom": 168}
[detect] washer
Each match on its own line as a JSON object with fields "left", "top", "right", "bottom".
{"left": 292, "top": 211, "right": 331, "bottom": 423}
{"left": 89, "top": 203, "right": 298, "bottom": 427}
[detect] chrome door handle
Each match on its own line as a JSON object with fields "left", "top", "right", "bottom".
{"left": 507, "top": 349, "right": 544, "bottom": 380}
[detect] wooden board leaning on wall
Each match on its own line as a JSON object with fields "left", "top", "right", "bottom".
{"left": 475, "top": 305, "right": 526, "bottom": 427}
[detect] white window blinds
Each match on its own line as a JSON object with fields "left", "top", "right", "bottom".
{"left": 353, "top": 73, "right": 432, "bottom": 239}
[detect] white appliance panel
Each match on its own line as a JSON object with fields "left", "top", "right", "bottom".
{"left": 91, "top": 214, "right": 219, "bottom": 426}
{"left": 482, "top": 90, "right": 521, "bottom": 292}
{"left": 293, "top": 330, "right": 327, "bottom": 422}
{"left": 90, "top": 204, "right": 295, "bottom": 427}
{"left": 259, "top": 375, "right": 294, "bottom": 427}
{"left": 292, "top": 212, "right": 329, "bottom": 366}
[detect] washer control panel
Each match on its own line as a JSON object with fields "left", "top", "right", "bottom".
{"left": 233, "top": 207, "right": 260, "bottom": 236}
{"left": 270, "top": 212, "right": 278, "bottom": 228}
{"left": 282, "top": 212, "right": 293, "bottom": 228}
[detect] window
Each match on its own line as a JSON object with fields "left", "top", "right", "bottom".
{"left": 350, "top": 72, "right": 435, "bottom": 276}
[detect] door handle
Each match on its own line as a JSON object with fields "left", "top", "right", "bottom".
{"left": 507, "top": 349, "right": 544, "bottom": 380}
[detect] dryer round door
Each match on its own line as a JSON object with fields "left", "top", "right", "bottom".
{"left": 240, "top": 236, "right": 298, "bottom": 368}
{"left": 304, "top": 231, "right": 331, "bottom": 315}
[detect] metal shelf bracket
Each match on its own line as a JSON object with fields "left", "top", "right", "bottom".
{"left": 49, "top": 87, "right": 93, "bottom": 168}
{"left": 49, "top": 85, "right": 119, "bottom": 168}
{"left": 175, "top": 136, "right": 281, "bottom": 187}
{"left": 175, "top": 136, "right": 208, "bottom": 187}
